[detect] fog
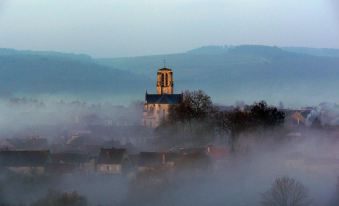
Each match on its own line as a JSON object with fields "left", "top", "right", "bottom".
{"left": 143, "top": 131, "right": 339, "bottom": 206}
{"left": 307, "top": 102, "right": 339, "bottom": 126}
{"left": 2, "top": 130, "right": 339, "bottom": 205}
{"left": 1, "top": 99, "right": 339, "bottom": 205}
{"left": 0, "top": 98, "right": 142, "bottom": 136}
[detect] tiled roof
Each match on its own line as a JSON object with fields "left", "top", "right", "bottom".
{"left": 0, "top": 150, "right": 51, "bottom": 166}
{"left": 145, "top": 94, "right": 182, "bottom": 104}
{"left": 97, "top": 148, "right": 127, "bottom": 164}
{"left": 138, "top": 152, "right": 164, "bottom": 167}
{"left": 51, "top": 153, "right": 91, "bottom": 164}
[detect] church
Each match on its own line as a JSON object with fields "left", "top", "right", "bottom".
{"left": 143, "top": 67, "right": 183, "bottom": 127}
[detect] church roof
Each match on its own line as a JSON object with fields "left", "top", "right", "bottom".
{"left": 158, "top": 67, "right": 172, "bottom": 71}
{"left": 145, "top": 93, "right": 182, "bottom": 104}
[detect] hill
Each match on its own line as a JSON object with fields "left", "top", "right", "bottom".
{"left": 97, "top": 45, "right": 339, "bottom": 106}
{"left": 0, "top": 48, "right": 150, "bottom": 103}
{"left": 1, "top": 46, "right": 339, "bottom": 106}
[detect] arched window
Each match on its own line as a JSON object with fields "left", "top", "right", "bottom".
{"left": 165, "top": 73, "right": 168, "bottom": 86}
{"left": 161, "top": 74, "right": 165, "bottom": 86}
{"left": 170, "top": 72, "right": 173, "bottom": 85}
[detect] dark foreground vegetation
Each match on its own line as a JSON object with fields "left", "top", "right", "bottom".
{"left": 31, "top": 190, "right": 87, "bottom": 206}
{"left": 157, "top": 90, "right": 285, "bottom": 150}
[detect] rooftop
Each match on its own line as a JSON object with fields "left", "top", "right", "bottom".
{"left": 97, "top": 148, "right": 127, "bottom": 164}
{"left": 0, "top": 150, "right": 51, "bottom": 167}
{"left": 158, "top": 67, "right": 172, "bottom": 71}
{"left": 145, "top": 93, "right": 182, "bottom": 104}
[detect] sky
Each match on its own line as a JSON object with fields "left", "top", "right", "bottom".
{"left": 0, "top": 0, "right": 338, "bottom": 58}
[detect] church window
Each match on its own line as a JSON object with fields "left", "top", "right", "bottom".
{"left": 161, "top": 74, "right": 165, "bottom": 86}
{"left": 170, "top": 73, "right": 173, "bottom": 85}
{"left": 165, "top": 73, "right": 168, "bottom": 86}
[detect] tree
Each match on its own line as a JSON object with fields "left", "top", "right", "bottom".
{"left": 168, "top": 90, "right": 214, "bottom": 123}
{"left": 158, "top": 90, "right": 215, "bottom": 146}
{"left": 217, "top": 108, "right": 251, "bottom": 151}
{"left": 249, "top": 101, "right": 285, "bottom": 128}
{"left": 166, "top": 90, "right": 215, "bottom": 135}
{"left": 217, "top": 101, "right": 285, "bottom": 151}
{"left": 31, "top": 190, "right": 87, "bottom": 206}
{"left": 261, "top": 176, "right": 311, "bottom": 206}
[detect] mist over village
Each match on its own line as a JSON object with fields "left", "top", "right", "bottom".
{"left": 1, "top": 1, "right": 339, "bottom": 206}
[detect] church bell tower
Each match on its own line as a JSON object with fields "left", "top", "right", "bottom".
{"left": 156, "top": 68, "right": 173, "bottom": 94}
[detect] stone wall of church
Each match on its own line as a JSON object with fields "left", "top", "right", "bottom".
{"left": 143, "top": 103, "right": 171, "bottom": 128}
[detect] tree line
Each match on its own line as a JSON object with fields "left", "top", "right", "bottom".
{"left": 157, "top": 90, "right": 285, "bottom": 150}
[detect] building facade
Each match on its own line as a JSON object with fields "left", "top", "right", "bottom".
{"left": 96, "top": 148, "right": 131, "bottom": 175}
{"left": 0, "top": 150, "right": 51, "bottom": 175}
{"left": 143, "top": 67, "right": 183, "bottom": 127}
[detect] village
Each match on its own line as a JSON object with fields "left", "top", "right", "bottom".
{"left": 0, "top": 66, "right": 333, "bottom": 178}
{"left": 1, "top": 66, "right": 339, "bottom": 206}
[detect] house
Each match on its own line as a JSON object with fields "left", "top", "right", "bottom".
{"left": 179, "top": 147, "right": 206, "bottom": 155}
{"left": 176, "top": 148, "right": 211, "bottom": 172}
{"left": 48, "top": 153, "right": 95, "bottom": 174}
{"left": 283, "top": 109, "right": 312, "bottom": 127}
{"left": 163, "top": 152, "right": 180, "bottom": 168}
{"left": 136, "top": 151, "right": 184, "bottom": 172}
{"left": 64, "top": 131, "right": 104, "bottom": 154}
{"left": 206, "top": 145, "right": 230, "bottom": 160}
{"left": 96, "top": 148, "right": 131, "bottom": 174}
{"left": 137, "top": 152, "right": 166, "bottom": 172}
{"left": 0, "top": 150, "right": 51, "bottom": 175}
{"left": 206, "top": 145, "right": 231, "bottom": 170}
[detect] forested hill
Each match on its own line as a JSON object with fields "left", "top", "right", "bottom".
{"left": 1, "top": 45, "right": 339, "bottom": 106}
{"left": 97, "top": 45, "right": 339, "bottom": 106}
{"left": 0, "top": 48, "right": 150, "bottom": 101}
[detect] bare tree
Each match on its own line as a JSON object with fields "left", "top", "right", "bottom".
{"left": 157, "top": 90, "right": 216, "bottom": 146}
{"left": 262, "top": 176, "right": 311, "bottom": 206}
{"left": 168, "top": 90, "right": 214, "bottom": 123}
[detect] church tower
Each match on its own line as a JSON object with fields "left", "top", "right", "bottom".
{"left": 143, "top": 65, "right": 182, "bottom": 128}
{"left": 156, "top": 68, "right": 173, "bottom": 94}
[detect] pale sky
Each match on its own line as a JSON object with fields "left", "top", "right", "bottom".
{"left": 0, "top": 0, "right": 338, "bottom": 57}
